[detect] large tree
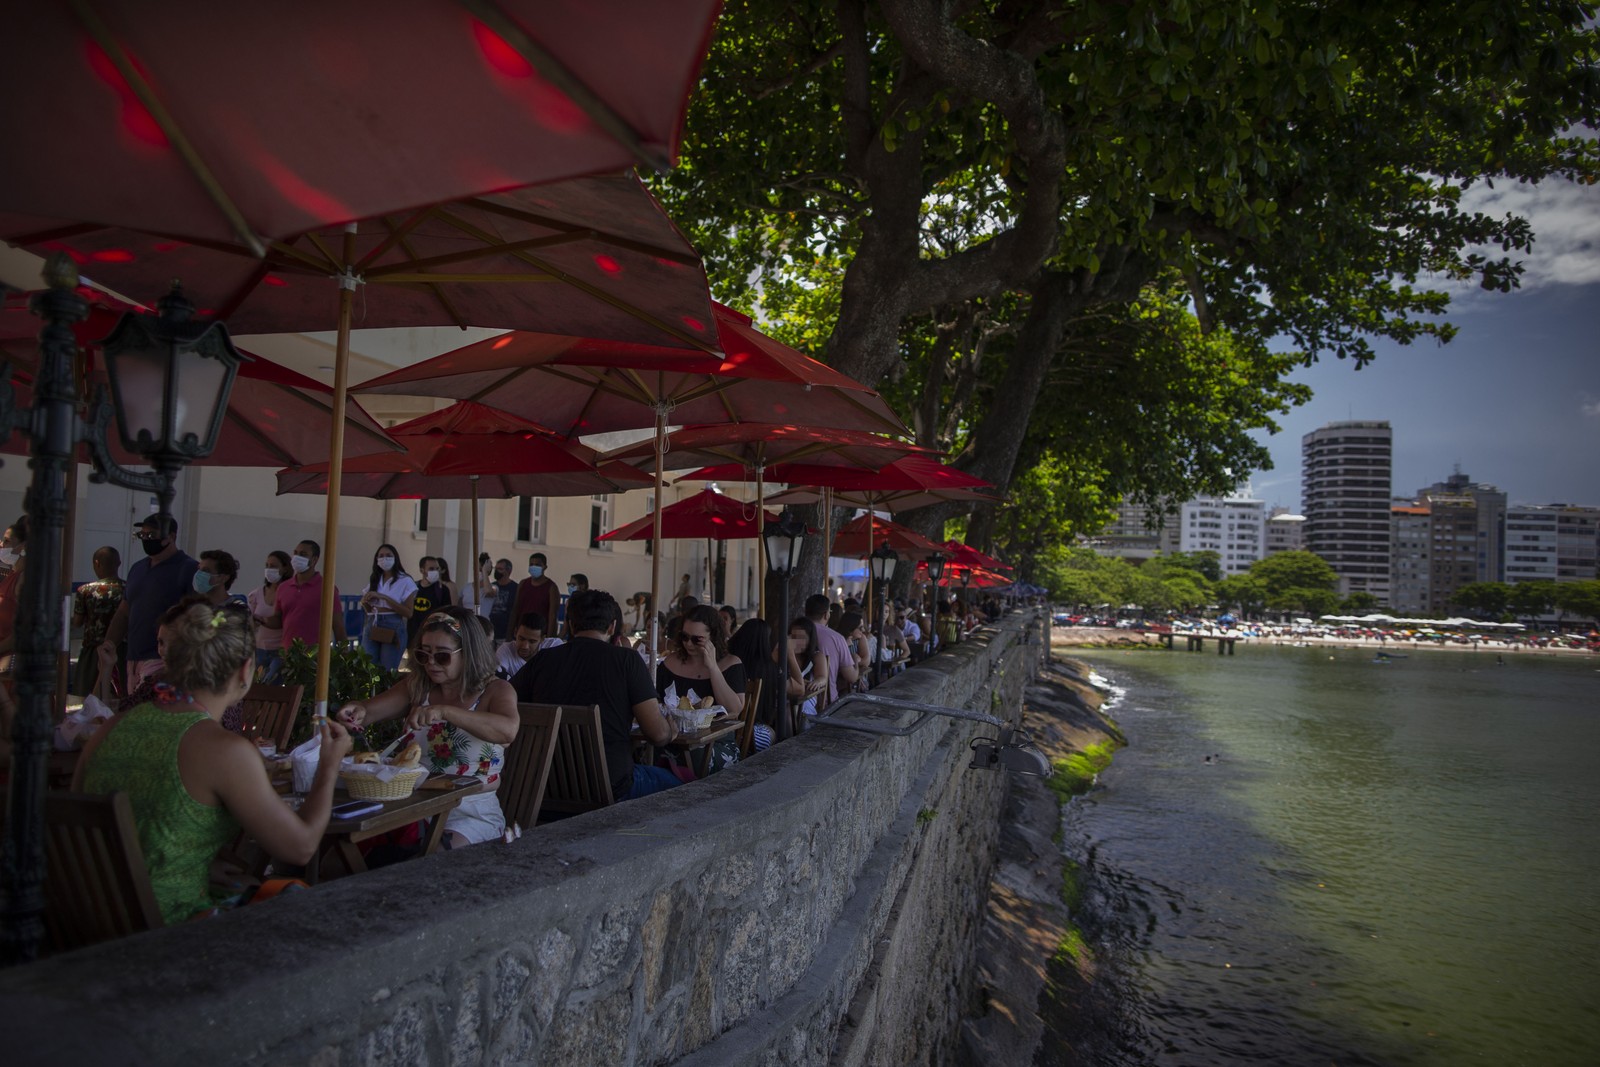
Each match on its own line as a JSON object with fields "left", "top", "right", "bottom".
{"left": 658, "top": 1, "right": 1598, "bottom": 594}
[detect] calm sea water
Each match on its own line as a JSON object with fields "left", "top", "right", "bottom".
{"left": 1060, "top": 644, "right": 1600, "bottom": 1066}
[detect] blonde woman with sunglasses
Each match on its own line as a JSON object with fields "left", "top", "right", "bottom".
{"left": 336, "top": 606, "right": 519, "bottom": 847}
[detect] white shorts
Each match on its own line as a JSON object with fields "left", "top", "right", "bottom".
{"left": 444, "top": 789, "right": 506, "bottom": 845}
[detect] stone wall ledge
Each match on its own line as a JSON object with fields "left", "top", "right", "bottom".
{"left": 0, "top": 612, "right": 1043, "bottom": 1067}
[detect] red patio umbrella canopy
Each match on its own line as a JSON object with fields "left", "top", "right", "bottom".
{"left": 603, "top": 422, "right": 929, "bottom": 473}
{"left": 680, "top": 455, "right": 992, "bottom": 494}
{"left": 0, "top": 2, "right": 721, "bottom": 246}
{"left": 599, "top": 488, "right": 774, "bottom": 542}
{"left": 352, "top": 301, "right": 904, "bottom": 437}
{"left": 1, "top": 303, "right": 398, "bottom": 468}
{"left": 942, "top": 540, "right": 1012, "bottom": 572}
{"left": 830, "top": 514, "right": 944, "bottom": 560}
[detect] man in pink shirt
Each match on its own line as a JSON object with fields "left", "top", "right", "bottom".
{"left": 805, "top": 593, "right": 858, "bottom": 709}
{"left": 270, "top": 538, "right": 345, "bottom": 649}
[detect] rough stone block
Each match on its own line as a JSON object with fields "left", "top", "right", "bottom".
{"left": 574, "top": 901, "right": 641, "bottom": 988}
{"left": 493, "top": 953, "right": 531, "bottom": 1028}
{"left": 448, "top": 975, "right": 483, "bottom": 1067}
{"left": 530, "top": 928, "right": 576, "bottom": 1032}
{"left": 542, "top": 987, "right": 632, "bottom": 1067}
{"left": 358, "top": 1000, "right": 434, "bottom": 1067}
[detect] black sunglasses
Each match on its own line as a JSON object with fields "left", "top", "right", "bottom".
{"left": 414, "top": 647, "right": 462, "bottom": 666}
{"left": 680, "top": 633, "right": 707, "bottom": 644}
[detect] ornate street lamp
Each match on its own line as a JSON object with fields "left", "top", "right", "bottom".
{"left": 868, "top": 542, "right": 898, "bottom": 685}
{"left": 0, "top": 255, "right": 246, "bottom": 965}
{"left": 764, "top": 508, "right": 808, "bottom": 740}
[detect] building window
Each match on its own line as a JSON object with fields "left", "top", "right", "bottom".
{"left": 644, "top": 493, "right": 655, "bottom": 556}
{"left": 516, "top": 496, "right": 545, "bottom": 543}
{"left": 415, "top": 499, "right": 429, "bottom": 534}
{"left": 590, "top": 494, "right": 612, "bottom": 550}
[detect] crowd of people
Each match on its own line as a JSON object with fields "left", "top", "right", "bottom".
{"left": 0, "top": 509, "right": 1000, "bottom": 924}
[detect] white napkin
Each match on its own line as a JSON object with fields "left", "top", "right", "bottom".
{"left": 289, "top": 735, "right": 321, "bottom": 793}
{"left": 53, "top": 695, "right": 113, "bottom": 750}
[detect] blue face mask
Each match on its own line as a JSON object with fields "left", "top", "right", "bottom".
{"left": 528, "top": 565, "right": 544, "bottom": 578}
{"left": 192, "top": 570, "right": 215, "bottom": 595}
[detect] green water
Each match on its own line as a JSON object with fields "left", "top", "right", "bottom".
{"left": 1061, "top": 644, "right": 1600, "bottom": 1066}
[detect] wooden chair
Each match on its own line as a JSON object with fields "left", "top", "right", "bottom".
{"left": 240, "top": 682, "right": 303, "bottom": 751}
{"left": 497, "top": 703, "right": 563, "bottom": 832}
{"left": 539, "top": 703, "right": 614, "bottom": 821}
{"left": 43, "top": 791, "right": 163, "bottom": 953}
{"left": 737, "top": 677, "right": 763, "bottom": 757}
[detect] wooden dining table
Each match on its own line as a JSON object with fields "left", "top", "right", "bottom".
{"left": 304, "top": 777, "right": 485, "bottom": 883}
{"left": 634, "top": 717, "right": 744, "bottom": 778}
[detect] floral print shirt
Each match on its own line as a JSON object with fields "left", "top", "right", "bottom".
{"left": 74, "top": 577, "right": 126, "bottom": 651}
{"left": 403, "top": 690, "right": 503, "bottom": 785}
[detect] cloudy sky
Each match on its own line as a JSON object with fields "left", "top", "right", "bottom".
{"left": 1248, "top": 174, "right": 1600, "bottom": 512}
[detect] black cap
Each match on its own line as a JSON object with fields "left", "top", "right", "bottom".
{"left": 135, "top": 513, "right": 178, "bottom": 537}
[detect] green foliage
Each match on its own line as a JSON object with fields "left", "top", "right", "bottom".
{"left": 1553, "top": 581, "right": 1600, "bottom": 626}
{"left": 1507, "top": 580, "right": 1559, "bottom": 621}
{"left": 1214, "top": 574, "right": 1267, "bottom": 617}
{"left": 1248, "top": 551, "right": 1339, "bottom": 605}
{"left": 276, "top": 640, "right": 401, "bottom": 748}
{"left": 1340, "top": 591, "right": 1379, "bottom": 613}
{"left": 1450, "top": 581, "right": 1512, "bottom": 618}
{"left": 1046, "top": 741, "right": 1118, "bottom": 804}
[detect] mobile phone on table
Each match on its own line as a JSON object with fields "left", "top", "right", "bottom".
{"left": 330, "top": 800, "right": 382, "bottom": 819}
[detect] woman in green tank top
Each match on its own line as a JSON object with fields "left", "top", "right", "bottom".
{"left": 77, "top": 598, "right": 352, "bottom": 924}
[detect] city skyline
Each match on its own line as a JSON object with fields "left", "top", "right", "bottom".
{"left": 1249, "top": 173, "right": 1598, "bottom": 513}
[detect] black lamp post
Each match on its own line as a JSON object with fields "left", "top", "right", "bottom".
{"left": 923, "top": 552, "right": 945, "bottom": 658}
{"left": 0, "top": 255, "right": 246, "bottom": 965}
{"left": 960, "top": 565, "right": 973, "bottom": 617}
{"left": 868, "top": 541, "right": 898, "bottom": 685}
{"left": 763, "top": 508, "right": 807, "bottom": 740}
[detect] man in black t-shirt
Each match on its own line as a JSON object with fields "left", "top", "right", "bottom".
{"left": 511, "top": 589, "right": 681, "bottom": 801}
{"left": 487, "top": 558, "right": 518, "bottom": 640}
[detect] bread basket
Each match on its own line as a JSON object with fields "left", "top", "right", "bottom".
{"left": 339, "top": 762, "right": 427, "bottom": 800}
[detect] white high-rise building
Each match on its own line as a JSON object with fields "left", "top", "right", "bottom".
{"left": 1505, "top": 504, "right": 1600, "bottom": 584}
{"left": 1302, "top": 421, "right": 1393, "bottom": 604}
{"left": 1179, "top": 496, "right": 1266, "bottom": 575}
{"left": 1265, "top": 508, "right": 1305, "bottom": 556}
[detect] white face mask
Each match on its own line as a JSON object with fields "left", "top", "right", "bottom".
{"left": 291, "top": 554, "right": 312, "bottom": 573}
{"left": 426, "top": 569, "right": 441, "bottom": 583}
{"left": 0, "top": 547, "right": 17, "bottom": 568}
{"left": 377, "top": 556, "right": 395, "bottom": 571}
{"left": 264, "top": 567, "right": 283, "bottom": 584}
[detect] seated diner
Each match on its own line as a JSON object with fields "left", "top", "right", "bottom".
{"left": 74, "top": 601, "right": 354, "bottom": 925}
{"left": 337, "top": 607, "right": 518, "bottom": 848}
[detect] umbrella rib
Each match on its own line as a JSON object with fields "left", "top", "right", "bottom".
{"left": 465, "top": 200, "right": 702, "bottom": 266}
{"left": 362, "top": 230, "right": 595, "bottom": 277}
{"left": 426, "top": 210, "right": 717, "bottom": 352}
{"left": 67, "top": 0, "right": 267, "bottom": 256}
{"left": 453, "top": 0, "right": 669, "bottom": 172}
{"left": 261, "top": 381, "right": 405, "bottom": 453}
{"left": 357, "top": 207, "right": 437, "bottom": 270}
{"left": 265, "top": 236, "right": 342, "bottom": 275}
{"left": 391, "top": 226, "right": 469, "bottom": 330}
{"left": 303, "top": 231, "right": 345, "bottom": 272}
{"left": 220, "top": 405, "right": 296, "bottom": 467}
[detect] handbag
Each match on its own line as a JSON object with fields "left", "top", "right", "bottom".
{"left": 368, "top": 623, "right": 399, "bottom": 646}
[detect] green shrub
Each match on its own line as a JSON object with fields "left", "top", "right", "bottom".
{"left": 277, "top": 639, "right": 402, "bottom": 750}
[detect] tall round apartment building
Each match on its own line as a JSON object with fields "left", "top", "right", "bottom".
{"left": 1301, "top": 421, "right": 1393, "bottom": 604}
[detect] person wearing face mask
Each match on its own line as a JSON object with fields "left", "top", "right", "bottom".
{"left": 359, "top": 544, "right": 416, "bottom": 669}
{"left": 485, "top": 558, "right": 518, "bottom": 641}
{"left": 513, "top": 551, "right": 559, "bottom": 642}
{"left": 192, "top": 549, "right": 240, "bottom": 609}
{"left": 266, "top": 539, "right": 345, "bottom": 651}
{"left": 98, "top": 513, "right": 200, "bottom": 691}
{"left": 408, "top": 555, "right": 453, "bottom": 645}
{"left": 72, "top": 546, "right": 125, "bottom": 699}
{"left": 247, "top": 551, "right": 291, "bottom": 683}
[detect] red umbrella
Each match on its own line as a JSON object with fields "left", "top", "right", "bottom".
{"left": 598, "top": 487, "right": 775, "bottom": 616}
{"left": 830, "top": 514, "right": 944, "bottom": 560}
{"left": 599, "top": 487, "right": 774, "bottom": 543}
{"left": 941, "top": 540, "right": 1012, "bottom": 572}
{"left": 276, "top": 401, "right": 649, "bottom": 564}
{"left": 2, "top": 303, "right": 397, "bottom": 468}
{"left": 766, "top": 485, "right": 1003, "bottom": 515}
{"left": 355, "top": 301, "right": 906, "bottom": 633}
{"left": 0, "top": 2, "right": 721, "bottom": 249}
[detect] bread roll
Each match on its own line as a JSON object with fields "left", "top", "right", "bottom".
{"left": 353, "top": 751, "right": 381, "bottom": 765}
{"left": 700, "top": 696, "right": 716, "bottom": 710}
{"left": 392, "top": 742, "right": 423, "bottom": 769}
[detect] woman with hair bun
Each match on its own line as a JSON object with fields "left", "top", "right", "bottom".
{"left": 75, "top": 601, "right": 352, "bottom": 924}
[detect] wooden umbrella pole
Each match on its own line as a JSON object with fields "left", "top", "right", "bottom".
{"left": 865, "top": 502, "right": 874, "bottom": 634}
{"left": 821, "top": 487, "right": 833, "bottom": 596}
{"left": 756, "top": 464, "right": 767, "bottom": 622}
{"left": 471, "top": 475, "right": 481, "bottom": 597}
{"left": 312, "top": 226, "right": 357, "bottom": 730}
{"left": 649, "top": 398, "right": 666, "bottom": 670}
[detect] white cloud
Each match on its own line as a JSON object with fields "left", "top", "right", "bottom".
{"left": 1459, "top": 175, "right": 1600, "bottom": 290}
{"left": 1581, "top": 395, "right": 1600, "bottom": 419}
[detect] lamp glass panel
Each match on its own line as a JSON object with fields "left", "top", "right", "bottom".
{"left": 172, "top": 350, "right": 230, "bottom": 448}
{"left": 107, "top": 342, "right": 170, "bottom": 449}
{"left": 784, "top": 533, "right": 806, "bottom": 572}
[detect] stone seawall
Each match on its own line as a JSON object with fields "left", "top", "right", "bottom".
{"left": 0, "top": 612, "right": 1045, "bottom": 1067}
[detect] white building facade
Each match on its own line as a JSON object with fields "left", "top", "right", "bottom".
{"left": 1178, "top": 496, "right": 1266, "bottom": 576}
